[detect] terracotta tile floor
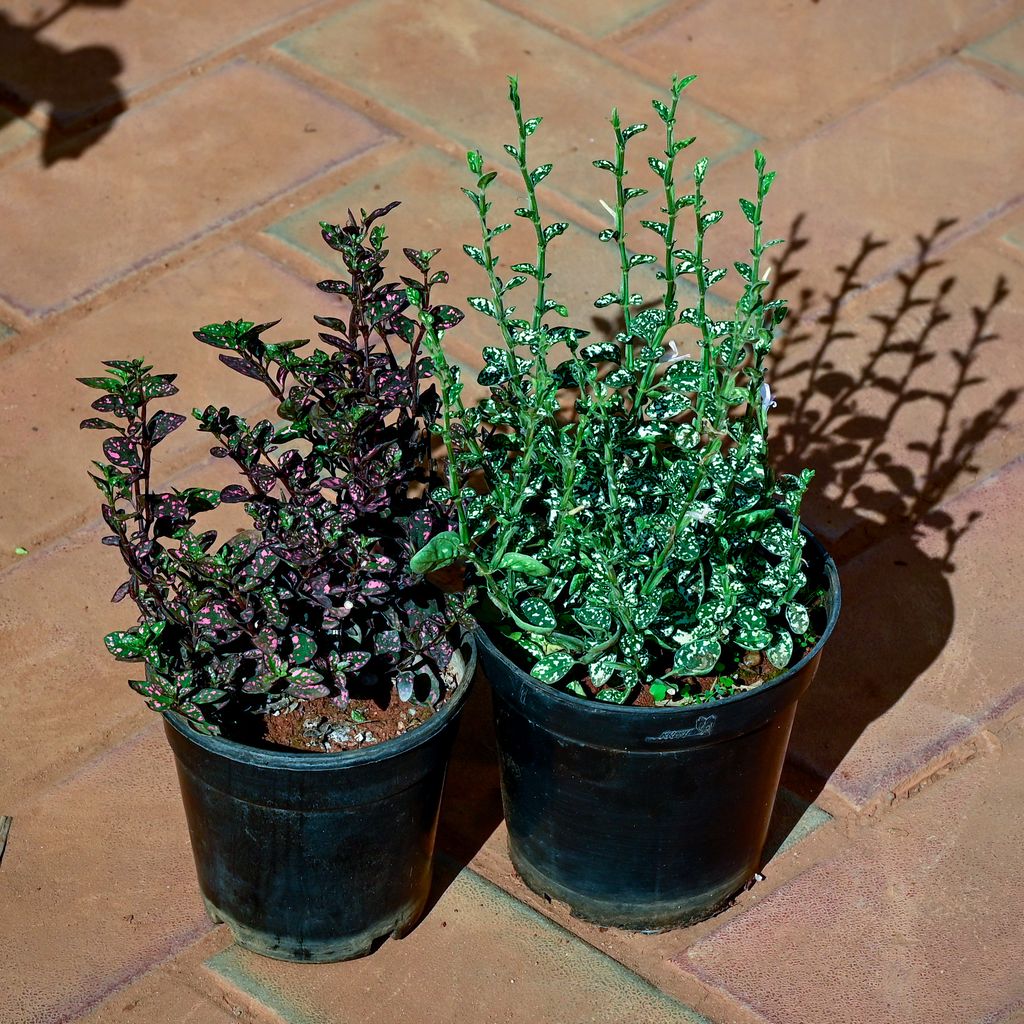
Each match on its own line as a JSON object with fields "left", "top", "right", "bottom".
{"left": 1, "top": 2, "right": 1022, "bottom": 1021}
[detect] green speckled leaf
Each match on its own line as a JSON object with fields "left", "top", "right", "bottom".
{"left": 673, "top": 636, "right": 721, "bottom": 675}
{"left": 531, "top": 652, "right": 573, "bottom": 684}
{"left": 766, "top": 631, "right": 794, "bottom": 669}
{"left": 520, "top": 597, "right": 556, "bottom": 630}
{"left": 733, "top": 607, "right": 772, "bottom": 650}
{"left": 785, "top": 603, "right": 810, "bottom": 634}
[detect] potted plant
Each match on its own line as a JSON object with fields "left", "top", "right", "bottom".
{"left": 409, "top": 76, "right": 841, "bottom": 929}
{"left": 79, "top": 204, "right": 476, "bottom": 961}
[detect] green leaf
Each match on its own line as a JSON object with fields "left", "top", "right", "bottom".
{"left": 580, "top": 342, "right": 620, "bottom": 363}
{"left": 543, "top": 222, "right": 568, "bottom": 242}
{"left": 733, "top": 608, "right": 772, "bottom": 651}
{"left": 468, "top": 296, "right": 499, "bottom": 319}
{"left": 766, "top": 632, "right": 794, "bottom": 670}
{"left": 649, "top": 681, "right": 670, "bottom": 701}
{"left": 478, "top": 364, "right": 510, "bottom": 387}
{"left": 760, "top": 521, "right": 793, "bottom": 557}
{"left": 785, "top": 603, "right": 810, "bottom": 634}
{"left": 190, "top": 688, "right": 228, "bottom": 705}
{"left": 700, "top": 210, "right": 724, "bottom": 229}
{"left": 524, "top": 116, "right": 543, "bottom": 136}
{"left": 104, "top": 621, "right": 165, "bottom": 662}
{"left": 77, "top": 376, "right": 121, "bottom": 392}
{"left": 409, "top": 531, "right": 463, "bottom": 573}
{"left": 694, "top": 157, "right": 708, "bottom": 183}
{"left": 629, "top": 308, "right": 668, "bottom": 344}
{"left": 673, "top": 635, "right": 721, "bottom": 675}
{"left": 739, "top": 198, "right": 758, "bottom": 224}
{"left": 497, "top": 552, "right": 551, "bottom": 577}
{"left": 629, "top": 253, "right": 657, "bottom": 268}
{"left": 640, "top": 219, "right": 668, "bottom": 238}
{"left": 530, "top": 163, "right": 553, "bottom": 186}
{"left": 289, "top": 631, "right": 317, "bottom": 665}
{"left": 604, "top": 368, "right": 634, "bottom": 388}
{"left": 593, "top": 292, "right": 620, "bottom": 308}
{"left": 531, "top": 652, "right": 574, "bottom": 684}
{"left": 463, "top": 245, "right": 486, "bottom": 267}
{"left": 665, "top": 357, "right": 701, "bottom": 387}
{"left": 621, "top": 122, "right": 647, "bottom": 141}
{"left": 573, "top": 602, "right": 611, "bottom": 631}
{"left": 592, "top": 159, "right": 615, "bottom": 171}
{"left": 520, "top": 597, "right": 556, "bottom": 630}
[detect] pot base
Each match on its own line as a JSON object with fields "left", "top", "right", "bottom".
{"left": 507, "top": 841, "right": 744, "bottom": 932}
{"left": 203, "top": 895, "right": 423, "bottom": 963}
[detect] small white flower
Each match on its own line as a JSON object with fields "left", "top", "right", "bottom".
{"left": 660, "top": 339, "right": 682, "bottom": 364}
{"left": 758, "top": 381, "right": 777, "bottom": 413}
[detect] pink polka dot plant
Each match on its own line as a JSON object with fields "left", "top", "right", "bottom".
{"left": 79, "top": 203, "right": 472, "bottom": 735}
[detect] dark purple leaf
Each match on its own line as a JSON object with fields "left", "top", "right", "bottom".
{"left": 181, "top": 488, "right": 221, "bottom": 513}
{"left": 91, "top": 393, "right": 128, "bottom": 415}
{"left": 317, "top": 279, "right": 355, "bottom": 296}
{"left": 376, "top": 370, "right": 409, "bottom": 401}
{"left": 431, "top": 304, "right": 464, "bottom": 330}
{"left": 218, "top": 355, "right": 265, "bottom": 381}
{"left": 286, "top": 681, "right": 331, "bottom": 700}
{"left": 317, "top": 332, "right": 347, "bottom": 349}
{"left": 103, "top": 436, "right": 140, "bottom": 468}
{"left": 313, "top": 315, "right": 348, "bottom": 333}
{"left": 405, "top": 509, "right": 435, "bottom": 548}
{"left": 80, "top": 417, "right": 117, "bottom": 430}
{"left": 364, "top": 201, "right": 401, "bottom": 226}
{"left": 220, "top": 485, "right": 251, "bottom": 503}
{"left": 111, "top": 580, "right": 131, "bottom": 603}
{"left": 147, "top": 410, "right": 186, "bottom": 445}
{"left": 374, "top": 629, "right": 401, "bottom": 657}
{"left": 149, "top": 493, "right": 190, "bottom": 522}
{"left": 402, "top": 247, "right": 439, "bottom": 273}
{"left": 366, "top": 288, "right": 407, "bottom": 326}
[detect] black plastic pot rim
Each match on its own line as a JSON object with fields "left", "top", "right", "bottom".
{"left": 477, "top": 525, "right": 840, "bottom": 719}
{"left": 163, "top": 638, "right": 477, "bottom": 773}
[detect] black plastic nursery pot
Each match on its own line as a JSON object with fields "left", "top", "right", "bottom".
{"left": 479, "top": 531, "right": 840, "bottom": 931}
{"left": 162, "top": 640, "right": 476, "bottom": 963}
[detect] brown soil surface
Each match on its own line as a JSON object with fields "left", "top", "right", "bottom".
{"left": 263, "top": 695, "right": 436, "bottom": 753}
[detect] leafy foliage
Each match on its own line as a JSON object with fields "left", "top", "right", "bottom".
{"left": 81, "top": 204, "right": 470, "bottom": 733}
{"left": 411, "top": 76, "right": 818, "bottom": 705}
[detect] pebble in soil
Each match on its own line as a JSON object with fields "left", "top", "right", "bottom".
{"left": 263, "top": 694, "right": 437, "bottom": 753}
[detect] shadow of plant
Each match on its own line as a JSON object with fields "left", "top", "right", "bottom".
{"left": 761, "top": 216, "right": 1017, "bottom": 830}
{"left": 0, "top": 0, "right": 127, "bottom": 166}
